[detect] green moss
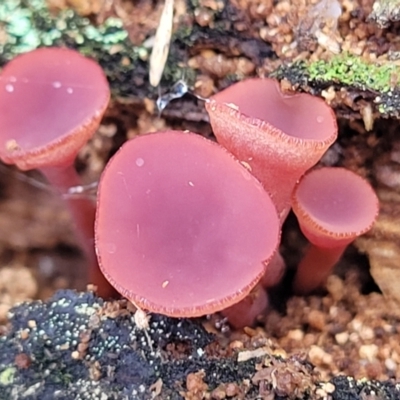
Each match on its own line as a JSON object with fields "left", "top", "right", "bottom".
{"left": 273, "top": 56, "right": 400, "bottom": 117}
{"left": 307, "top": 53, "right": 399, "bottom": 93}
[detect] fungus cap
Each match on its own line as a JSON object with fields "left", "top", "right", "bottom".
{"left": 292, "top": 167, "right": 379, "bottom": 248}
{"left": 205, "top": 78, "right": 337, "bottom": 219}
{"left": 207, "top": 78, "right": 336, "bottom": 143}
{"left": 0, "top": 47, "right": 110, "bottom": 170}
{"left": 95, "top": 130, "right": 280, "bottom": 317}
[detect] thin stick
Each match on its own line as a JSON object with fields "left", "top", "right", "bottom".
{"left": 149, "top": 0, "right": 175, "bottom": 87}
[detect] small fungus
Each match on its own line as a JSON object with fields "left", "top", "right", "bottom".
{"left": 291, "top": 167, "right": 379, "bottom": 294}
{"left": 205, "top": 78, "right": 338, "bottom": 221}
{"left": 0, "top": 47, "right": 112, "bottom": 296}
{"left": 95, "top": 130, "right": 280, "bottom": 317}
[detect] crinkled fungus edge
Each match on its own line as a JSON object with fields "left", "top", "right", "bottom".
{"left": 2, "top": 110, "right": 107, "bottom": 171}
{"left": 96, "top": 248, "right": 277, "bottom": 318}
{"left": 205, "top": 97, "right": 338, "bottom": 150}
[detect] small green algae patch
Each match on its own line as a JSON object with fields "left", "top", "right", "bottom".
{"left": 0, "top": 0, "right": 135, "bottom": 62}
{"left": 307, "top": 53, "right": 400, "bottom": 93}
{"left": 0, "top": 367, "right": 16, "bottom": 386}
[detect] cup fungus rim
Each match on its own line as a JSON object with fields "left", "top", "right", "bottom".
{"left": 205, "top": 78, "right": 338, "bottom": 149}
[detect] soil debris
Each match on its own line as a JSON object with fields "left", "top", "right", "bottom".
{"left": 1, "top": 290, "right": 399, "bottom": 399}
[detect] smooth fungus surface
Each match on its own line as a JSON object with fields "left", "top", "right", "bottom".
{"left": 95, "top": 131, "right": 280, "bottom": 317}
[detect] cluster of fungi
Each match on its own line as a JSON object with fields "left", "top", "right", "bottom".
{"left": 0, "top": 48, "right": 379, "bottom": 328}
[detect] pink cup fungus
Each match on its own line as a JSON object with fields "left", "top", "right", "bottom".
{"left": 95, "top": 130, "right": 280, "bottom": 318}
{"left": 205, "top": 78, "right": 338, "bottom": 222}
{"left": 0, "top": 47, "right": 113, "bottom": 297}
{"left": 291, "top": 167, "right": 379, "bottom": 294}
